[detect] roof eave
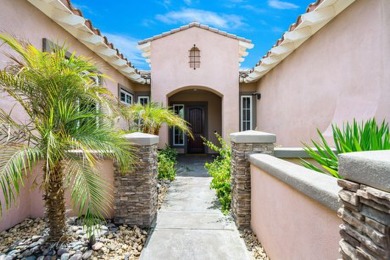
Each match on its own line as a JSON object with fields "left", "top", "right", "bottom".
{"left": 27, "top": 0, "right": 147, "bottom": 84}
{"left": 241, "top": 0, "right": 356, "bottom": 84}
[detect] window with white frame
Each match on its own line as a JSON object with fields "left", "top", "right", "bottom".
{"left": 240, "top": 95, "right": 252, "bottom": 131}
{"left": 120, "top": 88, "right": 133, "bottom": 106}
{"left": 172, "top": 104, "right": 185, "bottom": 146}
{"left": 138, "top": 96, "right": 149, "bottom": 105}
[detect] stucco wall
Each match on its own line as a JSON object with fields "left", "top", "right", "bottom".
{"left": 254, "top": 0, "right": 390, "bottom": 146}
{"left": 250, "top": 162, "right": 341, "bottom": 260}
{"left": 150, "top": 27, "right": 240, "bottom": 146}
{"left": 0, "top": 0, "right": 146, "bottom": 122}
{"left": 0, "top": 160, "right": 114, "bottom": 232}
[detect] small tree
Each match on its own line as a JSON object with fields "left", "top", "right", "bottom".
{"left": 0, "top": 34, "right": 132, "bottom": 242}
{"left": 123, "top": 102, "right": 193, "bottom": 137}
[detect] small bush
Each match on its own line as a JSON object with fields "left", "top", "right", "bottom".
{"left": 157, "top": 145, "right": 178, "bottom": 181}
{"left": 302, "top": 118, "right": 390, "bottom": 178}
{"left": 202, "top": 133, "right": 231, "bottom": 213}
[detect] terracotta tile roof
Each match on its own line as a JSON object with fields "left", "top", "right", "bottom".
{"left": 242, "top": 0, "right": 356, "bottom": 83}
{"left": 255, "top": 0, "right": 323, "bottom": 67}
{"left": 60, "top": 0, "right": 140, "bottom": 71}
{"left": 27, "top": 0, "right": 148, "bottom": 84}
{"left": 138, "top": 22, "right": 252, "bottom": 45}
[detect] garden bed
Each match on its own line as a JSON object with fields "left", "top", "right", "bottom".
{"left": 0, "top": 217, "right": 148, "bottom": 260}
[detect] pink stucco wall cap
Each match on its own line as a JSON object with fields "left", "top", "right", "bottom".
{"left": 230, "top": 130, "right": 276, "bottom": 144}
{"left": 250, "top": 154, "right": 341, "bottom": 211}
{"left": 339, "top": 151, "right": 390, "bottom": 192}
{"left": 123, "top": 132, "right": 159, "bottom": 146}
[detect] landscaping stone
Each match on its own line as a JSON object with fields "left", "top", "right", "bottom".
{"left": 230, "top": 131, "right": 275, "bottom": 229}
{"left": 338, "top": 181, "right": 390, "bottom": 259}
{"left": 240, "top": 229, "right": 270, "bottom": 260}
{"left": 0, "top": 218, "right": 148, "bottom": 260}
{"left": 113, "top": 137, "right": 158, "bottom": 227}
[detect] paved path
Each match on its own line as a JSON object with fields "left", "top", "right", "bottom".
{"left": 140, "top": 155, "right": 250, "bottom": 260}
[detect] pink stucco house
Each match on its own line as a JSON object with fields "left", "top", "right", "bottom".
{"left": 1, "top": 0, "right": 389, "bottom": 154}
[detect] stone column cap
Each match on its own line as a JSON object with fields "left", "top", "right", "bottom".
{"left": 339, "top": 151, "right": 390, "bottom": 192}
{"left": 230, "top": 130, "right": 276, "bottom": 144}
{"left": 123, "top": 132, "right": 159, "bottom": 146}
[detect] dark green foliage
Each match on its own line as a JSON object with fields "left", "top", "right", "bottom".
{"left": 157, "top": 145, "right": 177, "bottom": 181}
{"left": 302, "top": 118, "right": 390, "bottom": 178}
{"left": 202, "top": 134, "right": 231, "bottom": 214}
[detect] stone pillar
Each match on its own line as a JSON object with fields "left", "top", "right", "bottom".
{"left": 337, "top": 151, "right": 390, "bottom": 260}
{"left": 113, "top": 132, "right": 159, "bottom": 227}
{"left": 230, "top": 130, "right": 276, "bottom": 229}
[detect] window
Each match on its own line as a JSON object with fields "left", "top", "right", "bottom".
{"left": 172, "top": 104, "right": 185, "bottom": 146}
{"left": 240, "top": 95, "right": 252, "bottom": 131}
{"left": 120, "top": 88, "right": 133, "bottom": 106}
{"left": 189, "top": 45, "right": 200, "bottom": 70}
{"left": 138, "top": 96, "right": 149, "bottom": 105}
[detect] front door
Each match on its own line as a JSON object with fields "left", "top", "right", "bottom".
{"left": 187, "top": 106, "right": 205, "bottom": 153}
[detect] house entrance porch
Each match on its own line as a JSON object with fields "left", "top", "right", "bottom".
{"left": 168, "top": 88, "right": 222, "bottom": 154}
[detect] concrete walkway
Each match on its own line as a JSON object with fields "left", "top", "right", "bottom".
{"left": 140, "top": 155, "right": 250, "bottom": 260}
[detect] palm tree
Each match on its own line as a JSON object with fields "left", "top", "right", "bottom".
{"left": 0, "top": 34, "right": 132, "bottom": 242}
{"left": 124, "top": 102, "right": 193, "bottom": 137}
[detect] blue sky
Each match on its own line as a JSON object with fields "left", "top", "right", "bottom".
{"left": 71, "top": 0, "right": 312, "bottom": 70}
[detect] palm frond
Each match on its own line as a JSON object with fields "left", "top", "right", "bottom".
{"left": 64, "top": 158, "right": 111, "bottom": 235}
{"left": 0, "top": 145, "right": 42, "bottom": 215}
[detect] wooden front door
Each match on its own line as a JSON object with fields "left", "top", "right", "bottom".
{"left": 187, "top": 106, "right": 205, "bottom": 153}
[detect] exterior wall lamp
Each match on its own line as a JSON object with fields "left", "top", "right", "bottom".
{"left": 252, "top": 92, "right": 261, "bottom": 100}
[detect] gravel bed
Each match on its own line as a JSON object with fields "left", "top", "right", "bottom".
{"left": 157, "top": 179, "right": 171, "bottom": 209}
{"left": 0, "top": 179, "right": 171, "bottom": 260}
{"left": 0, "top": 217, "right": 147, "bottom": 260}
{"left": 240, "top": 228, "right": 270, "bottom": 260}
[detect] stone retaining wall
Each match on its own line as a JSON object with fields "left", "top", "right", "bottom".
{"left": 230, "top": 131, "right": 275, "bottom": 229}
{"left": 113, "top": 133, "right": 159, "bottom": 228}
{"left": 338, "top": 151, "right": 390, "bottom": 260}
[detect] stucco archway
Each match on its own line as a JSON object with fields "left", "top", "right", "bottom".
{"left": 167, "top": 87, "right": 222, "bottom": 154}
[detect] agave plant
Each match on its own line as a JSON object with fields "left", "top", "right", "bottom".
{"left": 0, "top": 34, "right": 132, "bottom": 242}
{"left": 123, "top": 102, "right": 193, "bottom": 138}
{"left": 302, "top": 118, "right": 390, "bottom": 178}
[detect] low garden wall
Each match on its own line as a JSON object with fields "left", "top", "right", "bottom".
{"left": 0, "top": 132, "right": 158, "bottom": 232}
{"left": 250, "top": 154, "right": 341, "bottom": 259}
{"left": 231, "top": 130, "right": 390, "bottom": 260}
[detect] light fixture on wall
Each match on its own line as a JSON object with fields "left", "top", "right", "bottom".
{"left": 252, "top": 92, "right": 261, "bottom": 100}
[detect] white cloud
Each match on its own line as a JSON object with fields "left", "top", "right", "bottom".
{"left": 268, "top": 0, "right": 299, "bottom": 10}
{"left": 103, "top": 33, "right": 148, "bottom": 70}
{"left": 271, "top": 26, "right": 283, "bottom": 33}
{"left": 155, "top": 8, "right": 244, "bottom": 29}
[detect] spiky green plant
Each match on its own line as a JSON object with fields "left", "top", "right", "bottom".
{"left": 123, "top": 102, "right": 193, "bottom": 137}
{"left": 302, "top": 118, "right": 390, "bottom": 178}
{"left": 0, "top": 34, "right": 132, "bottom": 242}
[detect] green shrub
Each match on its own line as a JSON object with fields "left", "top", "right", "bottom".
{"left": 157, "top": 145, "right": 178, "bottom": 181}
{"left": 302, "top": 118, "right": 390, "bottom": 178}
{"left": 202, "top": 133, "right": 231, "bottom": 213}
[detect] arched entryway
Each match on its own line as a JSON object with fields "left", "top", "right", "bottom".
{"left": 168, "top": 87, "right": 222, "bottom": 154}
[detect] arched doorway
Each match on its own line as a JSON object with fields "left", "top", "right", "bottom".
{"left": 168, "top": 88, "right": 222, "bottom": 154}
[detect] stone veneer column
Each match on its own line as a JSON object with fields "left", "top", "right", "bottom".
{"left": 337, "top": 151, "right": 390, "bottom": 260}
{"left": 113, "top": 132, "right": 159, "bottom": 227}
{"left": 230, "top": 130, "right": 276, "bottom": 229}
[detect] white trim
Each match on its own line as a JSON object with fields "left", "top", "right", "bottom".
{"left": 137, "top": 96, "right": 150, "bottom": 105}
{"left": 243, "top": 0, "right": 355, "bottom": 83}
{"left": 119, "top": 88, "right": 133, "bottom": 106}
{"left": 172, "top": 104, "right": 185, "bottom": 146}
{"left": 240, "top": 95, "right": 253, "bottom": 131}
{"left": 27, "top": 0, "right": 146, "bottom": 84}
